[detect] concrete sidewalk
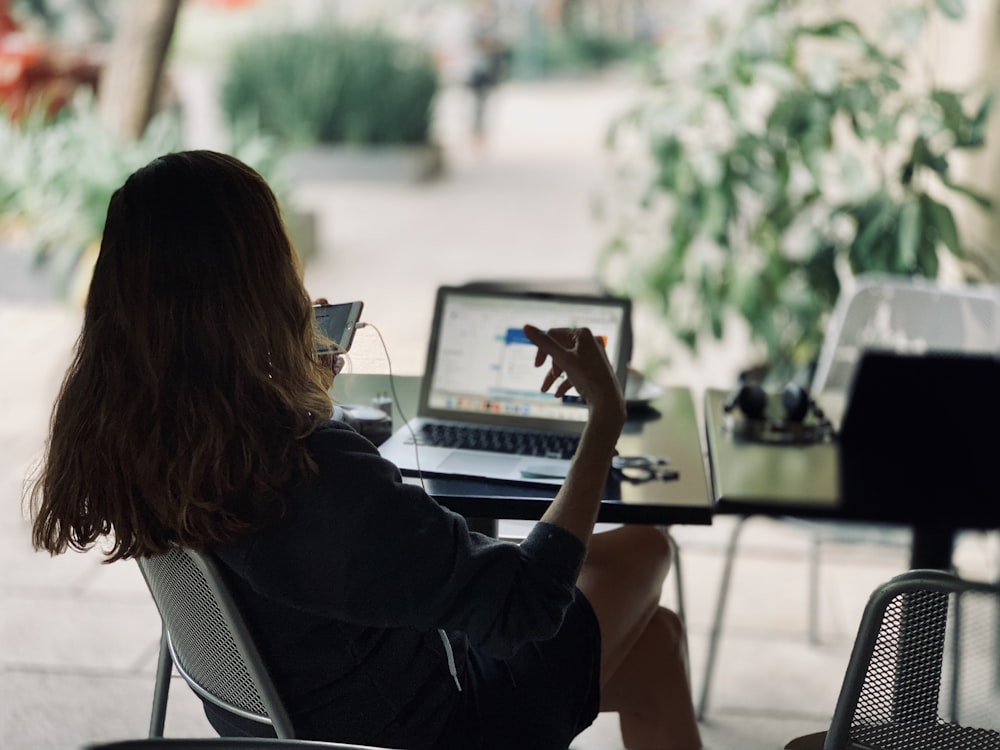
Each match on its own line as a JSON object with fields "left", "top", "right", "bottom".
{"left": 3, "top": 73, "right": 996, "bottom": 749}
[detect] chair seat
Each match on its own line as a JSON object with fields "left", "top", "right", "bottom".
{"left": 786, "top": 721, "right": 1000, "bottom": 750}
{"left": 851, "top": 721, "right": 1000, "bottom": 750}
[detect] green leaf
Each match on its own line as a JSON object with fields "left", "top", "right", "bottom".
{"left": 851, "top": 195, "right": 894, "bottom": 261}
{"left": 917, "top": 238, "right": 939, "bottom": 277}
{"left": 934, "top": 0, "right": 965, "bottom": 20}
{"left": 800, "top": 20, "right": 862, "bottom": 39}
{"left": 709, "top": 295, "right": 725, "bottom": 339}
{"left": 967, "top": 92, "right": 994, "bottom": 148}
{"left": 870, "top": 111, "right": 902, "bottom": 145}
{"left": 677, "top": 329, "right": 697, "bottom": 351}
{"left": 929, "top": 88, "right": 991, "bottom": 149}
{"left": 910, "top": 135, "right": 950, "bottom": 177}
{"left": 798, "top": 19, "right": 888, "bottom": 62}
{"left": 942, "top": 179, "right": 994, "bottom": 209}
{"left": 916, "top": 203, "right": 941, "bottom": 277}
{"left": 897, "top": 199, "right": 921, "bottom": 267}
{"left": 922, "top": 195, "right": 962, "bottom": 258}
{"left": 891, "top": 7, "right": 927, "bottom": 44}
{"left": 931, "top": 89, "right": 963, "bottom": 125}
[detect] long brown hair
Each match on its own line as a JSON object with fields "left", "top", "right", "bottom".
{"left": 29, "top": 150, "right": 333, "bottom": 561}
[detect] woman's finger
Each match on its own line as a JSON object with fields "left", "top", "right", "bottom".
{"left": 540, "top": 365, "right": 565, "bottom": 393}
{"left": 524, "top": 325, "right": 577, "bottom": 365}
{"left": 525, "top": 325, "right": 598, "bottom": 395}
{"left": 524, "top": 324, "right": 555, "bottom": 367}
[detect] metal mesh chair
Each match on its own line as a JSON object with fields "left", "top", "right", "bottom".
{"left": 137, "top": 547, "right": 295, "bottom": 738}
{"left": 785, "top": 569, "right": 1000, "bottom": 750}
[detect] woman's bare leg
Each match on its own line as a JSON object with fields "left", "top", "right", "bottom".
{"left": 602, "top": 606, "right": 702, "bottom": 749}
{"left": 576, "top": 525, "right": 702, "bottom": 750}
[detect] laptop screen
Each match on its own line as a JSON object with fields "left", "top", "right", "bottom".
{"left": 421, "top": 287, "right": 632, "bottom": 429}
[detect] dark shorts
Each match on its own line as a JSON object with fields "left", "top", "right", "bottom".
{"left": 205, "top": 588, "right": 602, "bottom": 749}
{"left": 442, "top": 587, "right": 602, "bottom": 750}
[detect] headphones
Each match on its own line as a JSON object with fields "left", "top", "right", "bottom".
{"left": 722, "top": 376, "right": 834, "bottom": 446}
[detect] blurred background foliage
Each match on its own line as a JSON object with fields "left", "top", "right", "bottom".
{"left": 0, "top": 0, "right": 664, "bottom": 293}
{"left": 4, "top": 0, "right": 997, "bottom": 349}
{"left": 513, "top": 22, "right": 647, "bottom": 79}
{"left": 600, "top": 0, "right": 994, "bottom": 378}
{"left": 0, "top": 97, "right": 280, "bottom": 296}
{"left": 0, "top": 102, "right": 182, "bottom": 291}
{"left": 220, "top": 26, "right": 440, "bottom": 147}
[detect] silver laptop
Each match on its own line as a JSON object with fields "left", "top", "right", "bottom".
{"left": 378, "top": 286, "right": 632, "bottom": 485}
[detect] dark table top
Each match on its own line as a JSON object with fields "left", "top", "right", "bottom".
{"left": 703, "top": 386, "right": 1000, "bottom": 570}
{"left": 333, "top": 373, "right": 714, "bottom": 526}
{"left": 703, "top": 388, "right": 841, "bottom": 517}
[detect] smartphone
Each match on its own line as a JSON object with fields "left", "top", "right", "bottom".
{"left": 313, "top": 301, "right": 364, "bottom": 354}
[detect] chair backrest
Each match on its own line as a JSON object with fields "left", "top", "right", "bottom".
{"left": 137, "top": 547, "right": 295, "bottom": 738}
{"left": 825, "top": 569, "right": 1000, "bottom": 750}
{"left": 811, "top": 274, "right": 1000, "bottom": 395}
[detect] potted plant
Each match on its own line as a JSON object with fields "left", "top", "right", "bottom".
{"left": 598, "top": 0, "right": 994, "bottom": 380}
{"left": 219, "top": 25, "right": 442, "bottom": 182}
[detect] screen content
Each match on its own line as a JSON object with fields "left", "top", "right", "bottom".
{"left": 427, "top": 293, "right": 627, "bottom": 423}
{"left": 314, "top": 303, "right": 358, "bottom": 353}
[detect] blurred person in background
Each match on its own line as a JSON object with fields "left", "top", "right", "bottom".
{"left": 467, "top": 0, "right": 507, "bottom": 143}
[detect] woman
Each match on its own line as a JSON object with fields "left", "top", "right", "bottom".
{"left": 29, "top": 151, "right": 702, "bottom": 750}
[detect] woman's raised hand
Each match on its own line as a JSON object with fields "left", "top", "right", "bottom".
{"left": 522, "top": 325, "right": 626, "bottom": 428}
{"left": 313, "top": 297, "right": 345, "bottom": 385}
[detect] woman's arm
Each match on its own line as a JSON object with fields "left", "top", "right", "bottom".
{"left": 521, "top": 325, "right": 627, "bottom": 547}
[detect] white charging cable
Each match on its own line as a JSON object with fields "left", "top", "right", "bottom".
{"left": 355, "top": 322, "right": 425, "bottom": 489}
{"left": 356, "top": 323, "right": 456, "bottom": 691}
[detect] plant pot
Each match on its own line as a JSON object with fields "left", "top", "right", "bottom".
{"left": 281, "top": 143, "right": 444, "bottom": 184}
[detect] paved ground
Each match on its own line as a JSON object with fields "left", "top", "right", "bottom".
{"left": 3, "top": 72, "right": 998, "bottom": 749}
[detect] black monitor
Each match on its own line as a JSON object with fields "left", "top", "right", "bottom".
{"left": 839, "top": 350, "right": 1000, "bottom": 527}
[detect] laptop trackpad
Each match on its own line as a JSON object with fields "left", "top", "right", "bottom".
{"left": 519, "top": 460, "right": 570, "bottom": 479}
{"left": 438, "top": 452, "right": 523, "bottom": 478}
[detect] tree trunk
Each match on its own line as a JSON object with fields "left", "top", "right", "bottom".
{"left": 97, "top": 0, "right": 182, "bottom": 140}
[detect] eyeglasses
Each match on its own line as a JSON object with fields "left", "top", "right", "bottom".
{"left": 611, "top": 455, "right": 678, "bottom": 484}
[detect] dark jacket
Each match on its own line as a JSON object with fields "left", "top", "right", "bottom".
{"left": 212, "top": 420, "right": 585, "bottom": 747}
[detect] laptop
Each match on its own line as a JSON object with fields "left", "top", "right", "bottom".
{"left": 378, "top": 286, "right": 633, "bottom": 485}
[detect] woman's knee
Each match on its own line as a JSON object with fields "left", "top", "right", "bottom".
{"left": 649, "top": 606, "right": 687, "bottom": 660}
{"left": 580, "top": 526, "right": 675, "bottom": 624}
{"left": 637, "top": 525, "right": 674, "bottom": 562}
{"left": 653, "top": 605, "right": 684, "bottom": 640}
{"left": 603, "top": 525, "right": 674, "bottom": 582}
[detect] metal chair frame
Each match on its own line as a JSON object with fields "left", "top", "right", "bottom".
{"left": 815, "top": 569, "right": 1000, "bottom": 750}
{"left": 137, "top": 547, "right": 296, "bottom": 738}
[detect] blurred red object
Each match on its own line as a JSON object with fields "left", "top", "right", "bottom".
{"left": 195, "top": 0, "right": 260, "bottom": 7}
{"left": 0, "top": 0, "right": 15, "bottom": 36}
{"left": 0, "top": 0, "right": 102, "bottom": 121}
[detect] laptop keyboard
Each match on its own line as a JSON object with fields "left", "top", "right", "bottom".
{"left": 417, "top": 423, "right": 580, "bottom": 459}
